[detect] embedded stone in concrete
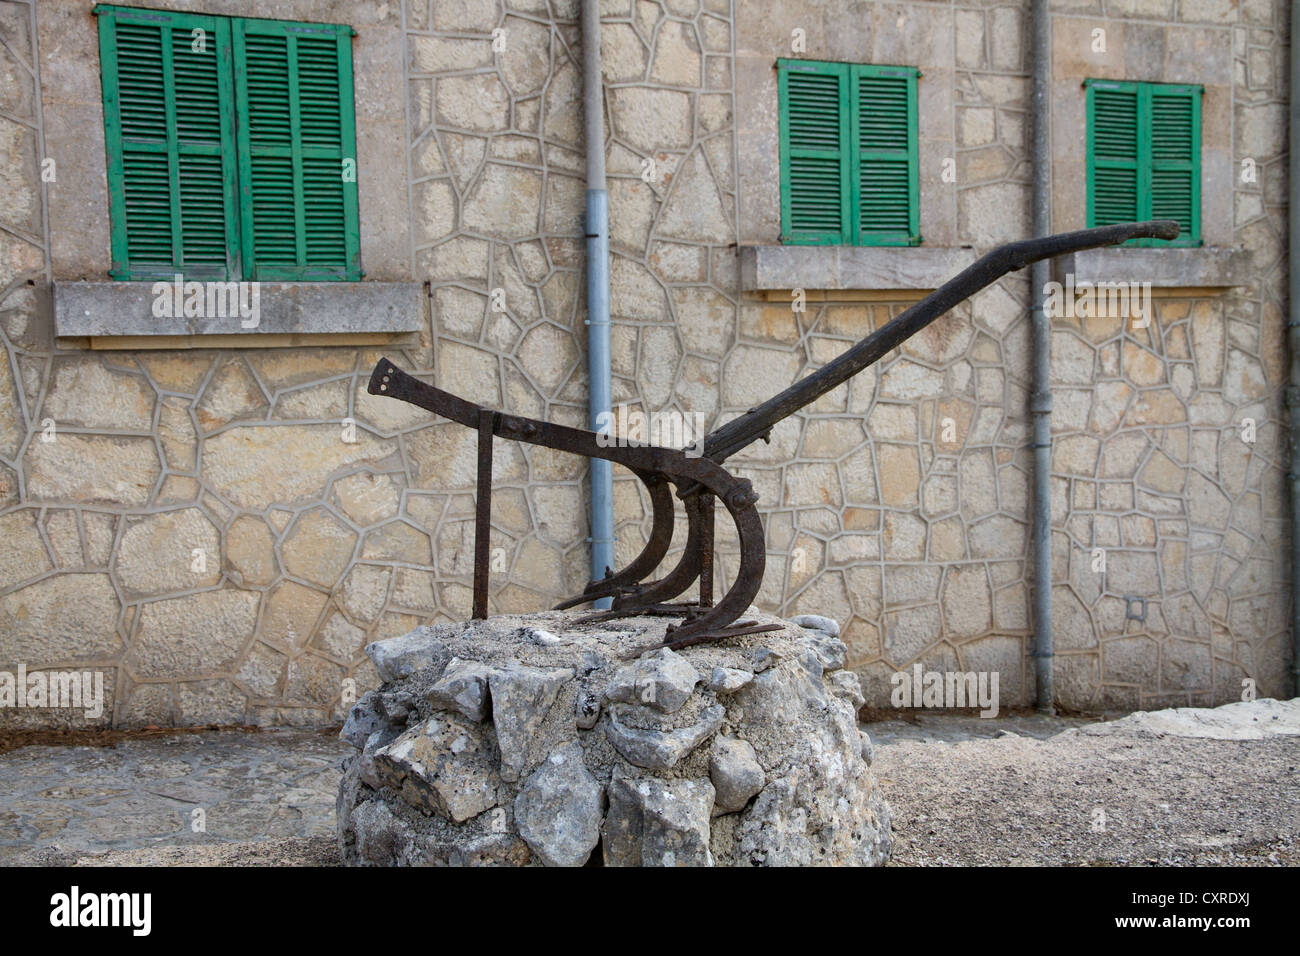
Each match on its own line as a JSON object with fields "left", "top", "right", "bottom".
{"left": 603, "top": 771, "right": 715, "bottom": 867}
{"left": 513, "top": 741, "right": 603, "bottom": 867}
{"left": 365, "top": 625, "right": 452, "bottom": 683}
{"left": 340, "top": 691, "right": 398, "bottom": 749}
{"left": 831, "top": 669, "right": 867, "bottom": 709}
{"left": 489, "top": 662, "right": 575, "bottom": 782}
{"left": 370, "top": 713, "right": 500, "bottom": 823}
{"left": 748, "top": 646, "right": 783, "bottom": 673}
{"left": 604, "top": 647, "right": 699, "bottom": 713}
{"left": 426, "top": 658, "right": 495, "bottom": 722}
{"left": 524, "top": 626, "right": 566, "bottom": 646}
{"left": 706, "top": 666, "right": 754, "bottom": 693}
{"left": 604, "top": 701, "right": 725, "bottom": 771}
{"left": 791, "top": 613, "right": 840, "bottom": 636}
{"left": 574, "top": 687, "right": 602, "bottom": 729}
{"left": 709, "top": 736, "right": 765, "bottom": 813}
{"left": 858, "top": 730, "right": 875, "bottom": 766}
{"left": 798, "top": 630, "right": 848, "bottom": 671}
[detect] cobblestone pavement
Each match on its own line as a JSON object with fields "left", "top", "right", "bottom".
{"left": 0, "top": 730, "right": 348, "bottom": 865}
{"left": 1, "top": 705, "right": 1296, "bottom": 866}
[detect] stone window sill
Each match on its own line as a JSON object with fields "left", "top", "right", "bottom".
{"left": 53, "top": 281, "right": 424, "bottom": 349}
{"left": 1056, "top": 247, "right": 1251, "bottom": 290}
{"left": 740, "top": 244, "right": 980, "bottom": 292}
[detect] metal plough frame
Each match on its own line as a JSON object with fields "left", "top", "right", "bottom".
{"left": 369, "top": 220, "right": 1178, "bottom": 649}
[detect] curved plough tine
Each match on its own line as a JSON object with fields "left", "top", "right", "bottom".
{"left": 553, "top": 469, "right": 675, "bottom": 610}
{"left": 610, "top": 489, "right": 704, "bottom": 610}
{"left": 654, "top": 479, "right": 768, "bottom": 647}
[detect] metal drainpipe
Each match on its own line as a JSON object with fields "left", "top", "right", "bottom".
{"left": 582, "top": 0, "right": 615, "bottom": 608}
{"left": 1030, "top": 0, "right": 1055, "bottom": 713}
{"left": 1289, "top": 1, "right": 1300, "bottom": 697}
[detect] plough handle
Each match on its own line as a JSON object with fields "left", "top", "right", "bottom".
{"left": 702, "top": 219, "right": 1179, "bottom": 464}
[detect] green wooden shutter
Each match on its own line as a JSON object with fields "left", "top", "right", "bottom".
{"left": 851, "top": 64, "right": 919, "bottom": 246}
{"left": 779, "top": 59, "right": 851, "bottom": 245}
{"left": 778, "top": 59, "right": 919, "bottom": 247}
{"left": 1087, "top": 79, "right": 1200, "bottom": 246}
{"left": 233, "top": 17, "right": 360, "bottom": 280}
{"left": 97, "top": 5, "right": 238, "bottom": 280}
{"left": 1086, "top": 81, "right": 1140, "bottom": 232}
{"left": 1148, "top": 85, "right": 1200, "bottom": 246}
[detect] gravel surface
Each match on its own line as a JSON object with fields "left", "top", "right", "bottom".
{"left": 2, "top": 699, "right": 1296, "bottom": 866}
{"left": 870, "top": 699, "right": 1300, "bottom": 866}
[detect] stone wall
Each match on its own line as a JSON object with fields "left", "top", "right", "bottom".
{"left": 0, "top": 0, "right": 748, "bottom": 729}
{"left": 1042, "top": 4, "right": 1292, "bottom": 709}
{"left": 0, "top": 0, "right": 1292, "bottom": 729}
{"left": 725, "top": 0, "right": 1293, "bottom": 711}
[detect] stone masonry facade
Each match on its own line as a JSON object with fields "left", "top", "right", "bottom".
{"left": 0, "top": 0, "right": 1292, "bottom": 728}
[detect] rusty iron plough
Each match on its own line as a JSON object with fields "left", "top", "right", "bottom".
{"left": 369, "top": 220, "right": 1178, "bottom": 649}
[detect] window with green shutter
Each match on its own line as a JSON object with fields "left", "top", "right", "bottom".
{"left": 1086, "top": 79, "right": 1201, "bottom": 247}
{"left": 777, "top": 59, "right": 919, "bottom": 247}
{"left": 96, "top": 4, "right": 361, "bottom": 281}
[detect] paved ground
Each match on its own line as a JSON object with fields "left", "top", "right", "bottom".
{"left": 0, "top": 730, "right": 346, "bottom": 866}
{"left": 1, "top": 700, "right": 1296, "bottom": 866}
